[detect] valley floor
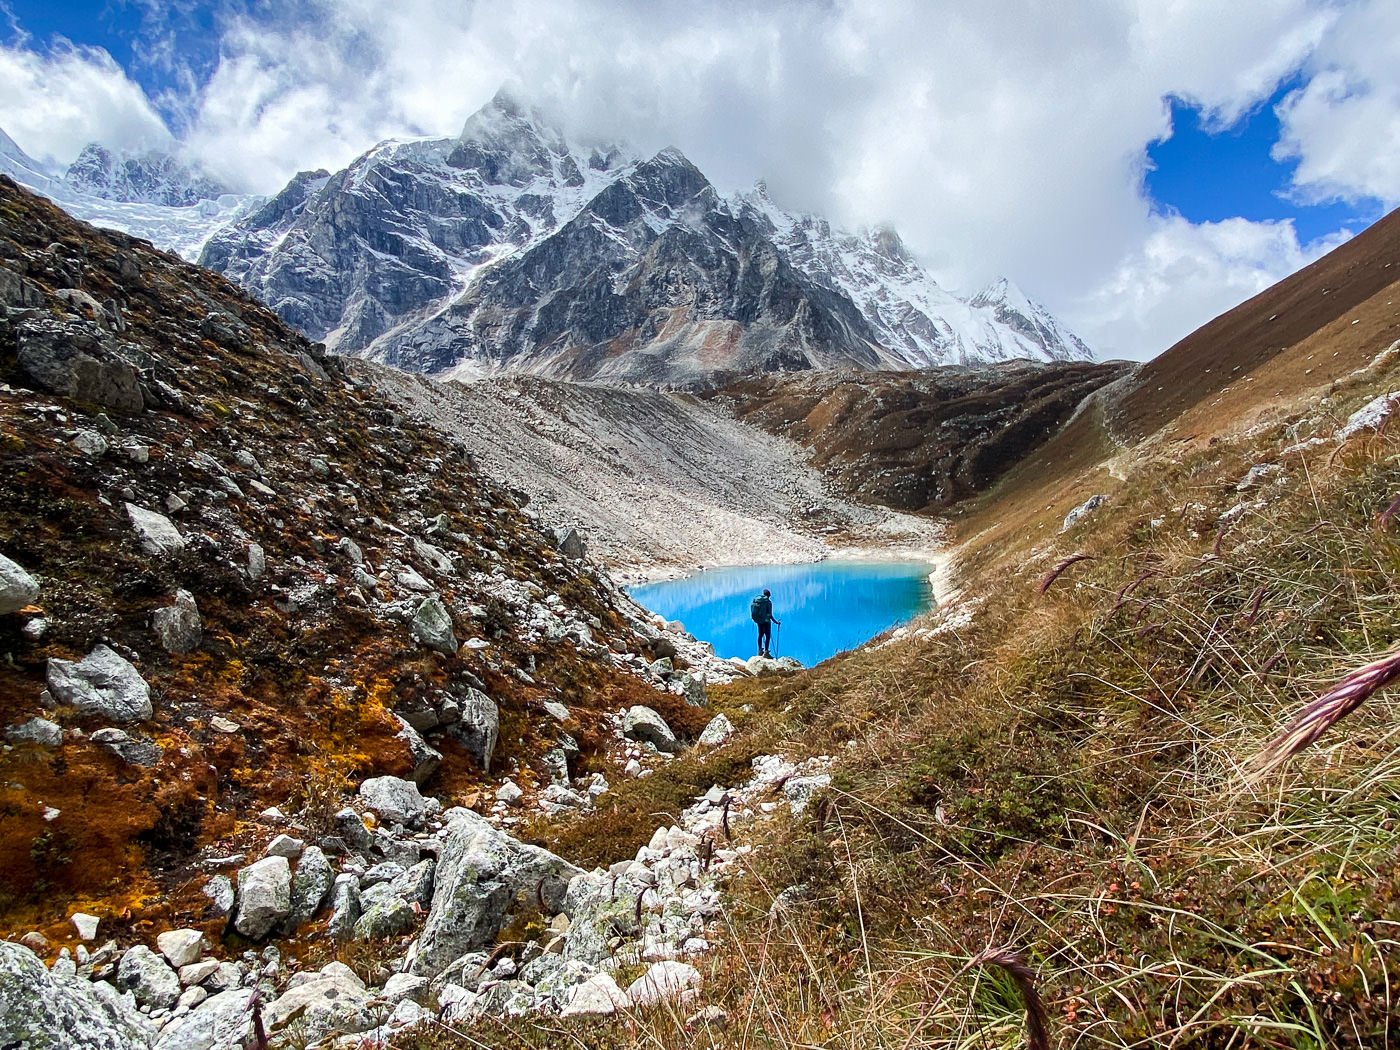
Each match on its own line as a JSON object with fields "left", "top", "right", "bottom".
{"left": 365, "top": 366, "right": 947, "bottom": 584}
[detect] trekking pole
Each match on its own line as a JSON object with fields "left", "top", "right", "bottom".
{"left": 775, "top": 622, "right": 781, "bottom": 658}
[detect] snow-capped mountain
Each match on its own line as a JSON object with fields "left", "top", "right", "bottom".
{"left": 733, "top": 182, "right": 1092, "bottom": 365}
{"left": 0, "top": 128, "right": 258, "bottom": 260}
{"left": 64, "top": 142, "right": 229, "bottom": 207}
{"left": 201, "top": 92, "right": 1092, "bottom": 386}
{"left": 200, "top": 93, "right": 634, "bottom": 356}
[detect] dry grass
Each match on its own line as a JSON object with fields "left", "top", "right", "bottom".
{"left": 410, "top": 369, "right": 1400, "bottom": 1049}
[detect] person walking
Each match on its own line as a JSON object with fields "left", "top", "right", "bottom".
{"left": 749, "top": 588, "right": 781, "bottom": 658}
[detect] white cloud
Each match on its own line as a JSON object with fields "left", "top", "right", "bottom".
{"left": 1274, "top": 0, "right": 1400, "bottom": 208}
{"left": 2, "top": 0, "right": 1393, "bottom": 362}
{"left": 1068, "top": 215, "right": 1350, "bottom": 360}
{"left": 0, "top": 41, "right": 171, "bottom": 164}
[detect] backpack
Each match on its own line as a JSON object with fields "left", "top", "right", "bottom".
{"left": 750, "top": 595, "right": 771, "bottom": 624}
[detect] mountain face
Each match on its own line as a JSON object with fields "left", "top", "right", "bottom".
{"left": 200, "top": 92, "right": 1093, "bottom": 386}
{"left": 734, "top": 186, "right": 1094, "bottom": 366}
{"left": 0, "top": 129, "right": 257, "bottom": 260}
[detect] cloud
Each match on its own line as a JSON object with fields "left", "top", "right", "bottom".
{"left": 1068, "top": 214, "right": 1350, "bottom": 360}
{"left": 0, "top": 40, "right": 171, "bottom": 164}
{"left": 1274, "top": 0, "right": 1400, "bottom": 208}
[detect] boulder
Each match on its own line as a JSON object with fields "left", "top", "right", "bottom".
{"left": 232, "top": 856, "right": 292, "bottom": 940}
{"left": 326, "top": 875, "right": 361, "bottom": 941}
{"left": 698, "top": 713, "right": 735, "bottom": 746}
{"left": 410, "top": 596, "right": 458, "bottom": 655}
{"left": 394, "top": 716, "right": 442, "bottom": 784}
{"left": 412, "top": 811, "right": 583, "bottom": 976}
{"left": 15, "top": 316, "right": 145, "bottom": 414}
{"left": 627, "top": 960, "right": 701, "bottom": 1007}
{"left": 623, "top": 705, "right": 679, "bottom": 753}
{"left": 263, "top": 834, "right": 304, "bottom": 860}
{"left": 71, "top": 913, "right": 101, "bottom": 941}
{"left": 379, "top": 972, "right": 431, "bottom": 1006}
{"left": 554, "top": 527, "right": 587, "bottom": 560}
{"left": 124, "top": 503, "right": 186, "bottom": 555}
{"left": 352, "top": 897, "right": 417, "bottom": 941}
{"left": 151, "top": 590, "right": 202, "bottom": 654}
{"left": 452, "top": 687, "right": 499, "bottom": 773}
{"left": 285, "top": 845, "right": 334, "bottom": 929}
{"left": 358, "top": 776, "right": 427, "bottom": 827}
{"left": 263, "top": 964, "right": 375, "bottom": 1045}
{"left": 47, "top": 645, "right": 152, "bottom": 723}
{"left": 560, "top": 972, "right": 631, "bottom": 1017}
{"left": 5, "top": 717, "right": 63, "bottom": 748}
{"left": 0, "top": 940, "right": 154, "bottom": 1049}
{"left": 116, "top": 945, "right": 181, "bottom": 1011}
{"left": 152, "top": 988, "right": 254, "bottom": 1050}
{"left": 155, "top": 929, "right": 204, "bottom": 969}
{"left": 1061, "top": 493, "right": 1106, "bottom": 533}
{"left": 0, "top": 553, "right": 39, "bottom": 614}
{"left": 91, "top": 727, "right": 161, "bottom": 766}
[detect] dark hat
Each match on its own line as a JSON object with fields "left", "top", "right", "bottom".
{"left": 762, "top": 589, "right": 771, "bottom": 596}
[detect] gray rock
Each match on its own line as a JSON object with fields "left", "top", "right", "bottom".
{"left": 246, "top": 543, "right": 265, "bottom": 583}
{"left": 47, "top": 645, "right": 152, "bottom": 723}
{"left": 285, "top": 845, "right": 334, "bottom": 929}
{"left": 73, "top": 429, "right": 109, "bottom": 457}
{"left": 151, "top": 590, "right": 202, "bottom": 654}
{"left": 561, "top": 972, "right": 630, "bottom": 1017}
{"left": 5, "top": 717, "right": 63, "bottom": 748}
{"left": 679, "top": 671, "right": 707, "bottom": 706}
{"left": 177, "top": 960, "right": 219, "bottom": 987}
{"left": 411, "top": 538, "right": 455, "bottom": 576}
{"left": 623, "top": 705, "right": 679, "bottom": 753}
{"left": 117, "top": 945, "right": 181, "bottom": 1010}
{"left": 71, "top": 913, "right": 101, "bottom": 941}
{"left": 232, "top": 856, "right": 292, "bottom": 940}
{"left": 326, "top": 875, "right": 361, "bottom": 941}
{"left": 263, "top": 834, "right": 304, "bottom": 860}
{"left": 1061, "top": 493, "right": 1106, "bottom": 533}
{"left": 0, "top": 940, "right": 154, "bottom": 1049}
{"left": 452, "top": 687, "right": 498, "bottom": 773}
{"left": 358, "top": 776, "right": 427, "bottom": 826}
{"left": 201, "top": 875, "right": 234, "bottom": 916}
{"left": 379, "top": 972, "right": 431, "bottom": 1006}
{"left": 15, "top": 315, "right": 145, "bottom": 414}
{"left": 555, "top": 527, "right": 587, "bottom": 560}
{"left": 352, "top": 897, "right": 417, "bottom": 941}
{"left": 496, "top": 780, "right": 523, "bottom": 806}
{"left": 391, "top": 859, "right": 437, "bottom": 909}
{"left": 411, "top": 596, "right": 458, "bottom": 655}
{"left": 560, "top": 871, "right": 648, "bottom": 967}
{"left": 412, "top": 811, "right": 583, "bottom": 976}
{"left": 125, "top": 503, "right": 186, "bottom": 555}
{"left": 153, "top": 988, "right": 254, "bottom": 1050}
{"left": 394, "top": 716, "right": 442, "bottom": 785}
{"left": 263, "top": 965, "right": 375, "bottom": 1045}
{"left": 698, "top": 713, "right": 734, "bottom": 746}
{"left": 0, "top": 553, "right": 40, "bottom": 615}
{"left": 155, "top": 930, "right": 204, "bottom": 970}
{"left": 91, "top": 727, "right": 161, "bottom": 767}
{"left": 627, "top": 960, "right": 701, "bottom": 1007}
{"left": 333, "top": 807, "right": 374, "bottom": 853}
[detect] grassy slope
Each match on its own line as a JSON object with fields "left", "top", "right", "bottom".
{"left": 413, "top": 221, "right": 1400, "bottom": 1048}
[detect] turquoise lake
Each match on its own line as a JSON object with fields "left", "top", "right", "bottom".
{"left": 629, "top": 561, "right": 937, "bottom": 667}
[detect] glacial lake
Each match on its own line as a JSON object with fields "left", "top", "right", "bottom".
{"left": 629, "top": 560, "right": 937, "bottom": 667}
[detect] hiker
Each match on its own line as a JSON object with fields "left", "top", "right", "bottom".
{"left": 750, "top": 588, "right": 781, "bottom": 658}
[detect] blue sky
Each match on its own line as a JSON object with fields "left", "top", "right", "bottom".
{"left": 0, "top": 0, "right": 1396, "bottom": 361}
{"left": 1145, "top": 88, "right": 1377, "bottom": 245}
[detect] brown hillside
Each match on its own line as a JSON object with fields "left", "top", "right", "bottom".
{"left": 712, "top": 361, "right": 1129, "bottom": 512}
{"left": 1113, "top": 206, "right": 1400, "bottom": 440}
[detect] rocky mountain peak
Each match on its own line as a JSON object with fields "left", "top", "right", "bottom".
{"left": 63, "top": 142, "right": 229, "bottom": 207}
